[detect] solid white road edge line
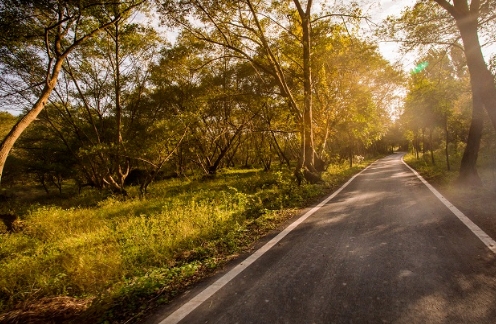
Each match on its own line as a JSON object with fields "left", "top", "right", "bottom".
{"left": 402, "top": 157, "right": 496, "bottom": 254}
{"left": 158, "top": 162, "right": 376, "bottom": 324}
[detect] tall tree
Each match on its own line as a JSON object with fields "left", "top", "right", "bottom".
{"left": 0, "top": 0, "right": 145, "bottom": 185}
{"left": 45, "top": 13, "right": 162, "bottom": 194}
{"left": 432, "top": 0, "right": 496, "bottom": 128}
{"left": 433, "top": 0, "right": 496, "bottom": 183}
{"left": 383, "top": 0, "right": 496, "bottom": 183}
{"left": 159, "top": 0, "right": 361, "bottom": 180}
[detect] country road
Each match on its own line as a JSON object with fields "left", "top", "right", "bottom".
{"left": 145, "top": 153, "right": 496, "bottom": 324}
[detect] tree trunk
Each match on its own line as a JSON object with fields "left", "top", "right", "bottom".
{"left": 301, "top": 12, "right": 316, "bottom": 173}
{"left": 271, "top": 131, "right": 291, "bottom": 167}
{"left": 429, "top": 128, "right": 435, "bottom": 165}
{"left": 458, "top": 94, "right": 483, "bottom": 185}
{"left": 0, "top": 58, "right": 64, "bottom": 185}
{"left": 111, "top": 17, "right": 130, "bottom": 193}
{"left": 455, "top": 16, "right": 490, "bottom": 185}
{"left": 434, "top": 0, "right": 496, "bottom": 184}
{"left": 421, "top": 128, "right": 425, "bottom": 155}
{"left": 444, "top": 113, "right": 450, "bottom": 171}
{"left": 455, "top": 8, "right": 496, "bottom": 132}
{"left": 293, "top": 0, "right": 318, "bottom": 180}
{"left": 414, "top": 131, "right": 420, "bottom": 159}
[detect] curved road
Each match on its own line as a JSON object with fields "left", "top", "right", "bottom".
{"left": 146, "top": 153, "right": 496, "bottom": 324}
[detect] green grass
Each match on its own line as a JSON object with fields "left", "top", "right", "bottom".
{"left": 0, "top": 160, "right": 377, "bottom": 323}
{"left": 403, "top": 145, "right": 496, "bottom": 189}
{"left": 403, "top": 151, "right": 461, "bottom": 185}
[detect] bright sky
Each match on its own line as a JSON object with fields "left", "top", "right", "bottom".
{"left": 3, "top": 1, "right": 495, "bottom": 115}
{"left": 290, "top": 0, "right": 423, "bottom": 70}
{"left": 363, "top": 0, "right": 495, "bottom": 70}
{"left": 362, "top": 0, "right": 416, "bottom": 70}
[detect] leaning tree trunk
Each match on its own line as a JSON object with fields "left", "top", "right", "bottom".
{"left": 455, "top": 8, "right": 496, "bottom": 132}
{"left": 0, "top": 58, "right": 64, "bottom": 185}
{"left": 0, "top": 2, "right": 143, "bottom": 186}
{"left": 456, "top": 17, "right": 493, "bottom": 185}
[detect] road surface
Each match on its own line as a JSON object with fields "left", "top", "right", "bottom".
{"left": 146, "top": 153, "right": 496, "bottom": 324}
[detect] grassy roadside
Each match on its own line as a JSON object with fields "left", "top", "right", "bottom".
{"left": 403, "top": 147, "right": 496, "bottom": 188}
{"left": 403, "top": 150, "right": 496, "bottom": 244}
{"left": 0, "top": 159, "right": 378, "bottom": 323}
{"left": 402, "top": 151, "right": 461, "bottom": 186}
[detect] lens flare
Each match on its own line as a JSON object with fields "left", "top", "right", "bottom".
{"left": 411, "top": 61, "right": 429, "bottom": 74}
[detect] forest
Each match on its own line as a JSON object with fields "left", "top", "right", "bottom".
{"left": 0, "top": 0, "right": 495, "bottom": 323}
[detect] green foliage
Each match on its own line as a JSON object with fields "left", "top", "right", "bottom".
{"left": 0, "top": 160, "right": 373, "bottom": 321}
{"left": 404, "top": 131, "right": 496, "bottom": 188}
{"left": 0, "top": 112, "right": 16, "bottom": 140}
{"left": 403, "top": 152, "right": 458, "bottom": 185}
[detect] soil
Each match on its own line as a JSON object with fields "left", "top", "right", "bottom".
{"left": 0, "top": 297, "right": 93, "bottom": 324}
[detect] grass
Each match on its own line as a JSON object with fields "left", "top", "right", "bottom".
{"left": 403, "top": 144, "right": 496, "bottom": 189}
{"left": 402, "top": 150, "right": 461, "bottom": 186}
{"left": 0, "top": 160, "right": 376, "bottom": 323}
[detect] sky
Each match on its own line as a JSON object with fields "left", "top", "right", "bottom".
{"left": 149, "top": 0, "right": 415, "bottom": 68}
{"left": 369, "top": 0, "right": 413, "bottom": 66}
{"left": 3, "top": 1, "right": 495, "bottom": 115}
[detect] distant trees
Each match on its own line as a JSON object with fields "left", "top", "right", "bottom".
{"left": 401, "top": 50, "right": 470, "bottom": 171}
{"left": 384, "top": 0, "right": 496, "bottom": 183}
{"left": 312, "top": 24, "right": 401, "bottom": 166}
{"left": 158, "top": 0, "right": 398, "bottom": 180}
{"left": 0, "top": 1, "right": 401, "bottom": 193}
{"left": 0, "top": 0, "right": 146, "bottom": 185}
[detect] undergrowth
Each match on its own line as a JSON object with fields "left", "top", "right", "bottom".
{"left": 403, "top": 145, "right": 496, "bottom": 189}
{"left": 0, "top": 160, "right": 374, "bottom": 323}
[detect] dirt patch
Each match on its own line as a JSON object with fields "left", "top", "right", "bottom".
{"left": 0, "top": 297, "right": 94, "bottom": 324}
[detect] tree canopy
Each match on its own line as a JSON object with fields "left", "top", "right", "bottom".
{"left": 1, "top": 0, "right": 494, "bottom": 190}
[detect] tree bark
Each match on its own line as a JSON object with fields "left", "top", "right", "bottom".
{"left": 458, "top": 93, "right": 483, "bottom": 185}
{"left": 444, "top": 113, "right": 450, "bottom": 171}
{"left": 0, "top": 58, "right": 64, "bottom": 184}
{"left": 293, "top": 0, "right": 318, "bottom": 177}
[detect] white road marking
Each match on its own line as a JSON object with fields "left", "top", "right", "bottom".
{"left": 158, "top": 163, "right": 375, "bottom": 324}
{"left": 402, "top": 157, "right": 496, "bottom": 254}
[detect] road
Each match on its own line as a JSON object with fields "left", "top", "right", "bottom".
{"left": 146, "top": 153, "right": 496, "bottom": 324}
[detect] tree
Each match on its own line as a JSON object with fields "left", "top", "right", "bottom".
{"left": 432, "top": 0, "right": 496, "bottom": 127}
{"left": 159, "top": 0, "right": 364, "bottom": 181}
{"left": 383, "top": 0, "right": 496, "bottom": 184}
{"left": 0, "top": 0, "right": 145, "bottom": 185}
{"left": 150, "top": 34, "right": 268, "bottom": 176}
{"left": 311, "top": 23, "right": 400, "bottom": 165}
{"left": 401, "top": 49, "right": 470, "bottom": 171}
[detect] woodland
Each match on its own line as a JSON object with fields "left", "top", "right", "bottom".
{"left": 0, "top": 0, "right": 495, "bottom": 323}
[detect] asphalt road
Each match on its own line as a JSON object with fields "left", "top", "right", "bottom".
{"left": 146, "top": 153, "right": 496, "bottom": 324}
